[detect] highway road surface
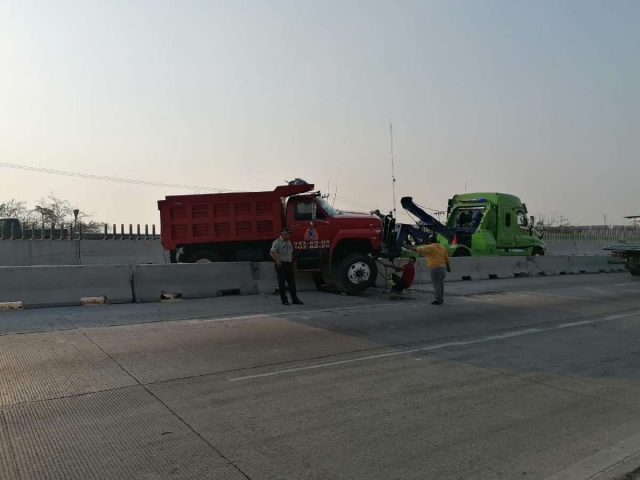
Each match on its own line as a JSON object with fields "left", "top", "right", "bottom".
{"left": 2, "top": 273, "right": 640, "bottom": 480}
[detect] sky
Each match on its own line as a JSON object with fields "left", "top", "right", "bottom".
{"left": 1, "top": 0, "right": 639, "bottom": 227}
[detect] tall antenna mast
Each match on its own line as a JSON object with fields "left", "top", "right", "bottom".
{"left": 390, "top": 120, "right": 397, "bottom": 217}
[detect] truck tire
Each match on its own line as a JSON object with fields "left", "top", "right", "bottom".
{"left": 452, "top": 248, "right": 470, "bottom": 257}
{"left": 531, "top": 247, "right": 544, "bottom": 256}
{"left": 337, "top": 254, "right": 377, "bottom": 292}
{"left": 185, "top": 250, "right": 225, "bottom": 263}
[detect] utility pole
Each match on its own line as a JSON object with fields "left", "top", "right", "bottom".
{"left": 390, "top": 121, "right": 397, "bottom": 218}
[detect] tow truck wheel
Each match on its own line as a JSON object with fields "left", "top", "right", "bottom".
{"left": 531, "top": 247, "right": 544, "bottom": 256}
{"left": 452, "top": 249, "right": 470, "bottom": 257}
{"left": 338, "top": 254, "right": 377, "bottom": 292}
{"left": 185, "top": 250, "right": 224, "bottom": 263}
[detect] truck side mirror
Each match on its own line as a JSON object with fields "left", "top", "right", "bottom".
{"left": 529, "top": 216, "right": 535, "bottom": 228}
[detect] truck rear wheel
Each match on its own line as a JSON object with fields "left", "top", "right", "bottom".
{"left": 452, "top": 249, "right": 470, "bottom": 257}
{"left": 531, "top": 247, "right": 544, "bottom": 256}
{"left": 337, "top": 254, "right": 377, "bottom": 292}
{"left": 185, "top": 250, "right": 225, "bottom": 263}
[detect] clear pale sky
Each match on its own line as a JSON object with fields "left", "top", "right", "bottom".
{"left": 2, "top": 0, "right": 639, "bottom": 227}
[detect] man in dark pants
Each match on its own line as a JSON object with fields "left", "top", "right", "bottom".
{"left": 270, "top": 228, "right": 304, "bottom": 306}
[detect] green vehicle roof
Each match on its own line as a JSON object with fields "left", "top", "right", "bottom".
{"left": 451, "top": 193, "right": 524, "bottom": 208}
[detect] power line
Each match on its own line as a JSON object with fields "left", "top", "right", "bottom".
{"left": 0, "top": 162, "right": 234, "bottom": 193}
{"left": 2, "top": 161, "right": 426, "bottom": 220}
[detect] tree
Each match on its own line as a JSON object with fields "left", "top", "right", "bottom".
{"left": 534, "top": 212, "right": 571, "bottom": 230}
{"left": 0, "top": 199, "right": 28, "bottom": 218}
{"left": 1, "top": 193, "right": 105, "bottom": 234}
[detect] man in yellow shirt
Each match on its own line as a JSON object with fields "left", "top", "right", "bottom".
{"left": 407, "top": 236, "right": 451, "bottom": 305}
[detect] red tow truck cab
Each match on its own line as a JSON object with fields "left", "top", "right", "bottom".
{"left": 158, "top": 180, "right": 384, "bottom": 292}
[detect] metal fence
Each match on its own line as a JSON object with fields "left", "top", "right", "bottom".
{"left": 0, "top": 222, "right": 159, "bottom": 241}
{"left": 544, "top": 233, "right": 640, "bottom": 244}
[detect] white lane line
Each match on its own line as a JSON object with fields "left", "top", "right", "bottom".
{"left": 229, "top": 310, "right": 640, "bottom": 382}
{"left": 615, "top": 282, "right": 640, "bottom": 287}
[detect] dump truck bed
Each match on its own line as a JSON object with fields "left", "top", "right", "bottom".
{"left": 158, "top": 183, "right": 314, "bottom": 251}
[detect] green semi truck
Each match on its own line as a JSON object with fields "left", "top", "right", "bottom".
{"left": 400, "top": 192, "right": 546, "bottom": 257}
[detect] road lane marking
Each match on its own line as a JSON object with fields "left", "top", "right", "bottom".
{"left": 615, "top": 282, "right": 640, "bottom": 286}
{"left": 229, "top": 310, "right": 640, "bottom": 382}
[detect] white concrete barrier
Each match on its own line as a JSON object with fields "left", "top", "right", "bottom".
{"left": 569, "top": 256, "right": 611, "bottom": 274}
{"left": 414, "top": 257, "right": 493, "bottom": 284}
{"left": 476, "top": 257, "right": 528, "bottom": 279}
{"left": 526, "top": 256, "right": 571, "bottom": 276}
{"left": 546, "top": 242, "right": 578, "bottom": 256}
{"left": 254, "top": 263, "right": 317, "bottom": 295}
{"left": 445, "top": 257, "right": 480, "bottom": 282}
{"left": 132, "top": 263, "right": 258, "bottom": 303}
{"left": 574, "top": 243, "right": 606, "bottom": 256}
{"left": 0, "top": 241, "right": 80, "bottom": 266}
{"left": 0, "top": 256, "right": 627, "bottom": 309}
{"left": 0, "top": 265, "right": 133, "bottom": 308}
{"left": 80, "top": 240, "right": 166, "bottom": 265}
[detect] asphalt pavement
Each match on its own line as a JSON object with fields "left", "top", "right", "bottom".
{"left": 2, "top": 273, "right": 640, "bottom": 479}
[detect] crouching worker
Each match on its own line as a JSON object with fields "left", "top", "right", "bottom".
{"left": 380, "top": 257, "right": 417, "bottom": 292}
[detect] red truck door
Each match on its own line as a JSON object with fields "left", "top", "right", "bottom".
{"left": 287, "top": 198, "right": 334, "bottom": 270}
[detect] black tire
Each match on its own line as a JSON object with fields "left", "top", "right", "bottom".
{"left": 337, "top": 254, "right": 377, "bottom": 292}
{"left": 452, "top": 248, "right": 470, "bottom": 257}
{"left": 185, "top": 250, "right": 225, "bottom": 264}
{"left": 531, "top": 247, "right": 545, "bottom": 256}
{"left": 629, "top": 267, "right": 640, "bottom": 277}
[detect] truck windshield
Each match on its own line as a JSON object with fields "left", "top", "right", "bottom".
{"left": 316, "top": 197, "right": 339, "bottom": 217}
{"left": 451, "top": 207, "right": 485, "bottom": 228}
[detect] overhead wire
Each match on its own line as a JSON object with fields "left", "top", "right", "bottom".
{"left": 2, "top": 161, "right": 432, "bottom": 220}
{"left": 0, "top": 162, "right": 235, "bottom": 193}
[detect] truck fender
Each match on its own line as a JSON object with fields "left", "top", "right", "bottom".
{"left": 328, "top": 229, "right": 380, "bottom": 264}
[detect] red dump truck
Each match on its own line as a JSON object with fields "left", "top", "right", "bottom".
{"left": 158, "top": 180, "right": 384, "bottom": 292}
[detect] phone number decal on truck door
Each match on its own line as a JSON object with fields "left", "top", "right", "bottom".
{"left": 294, "top": 240, "right": 331, "bottom": 250}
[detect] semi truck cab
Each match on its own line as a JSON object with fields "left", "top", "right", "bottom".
{"left": 445, "top": 193, "right": 546, "bottom": 256}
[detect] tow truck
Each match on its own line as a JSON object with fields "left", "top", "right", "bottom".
{"left": 384, "top": 193, "right": 546, "bottom": 258}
